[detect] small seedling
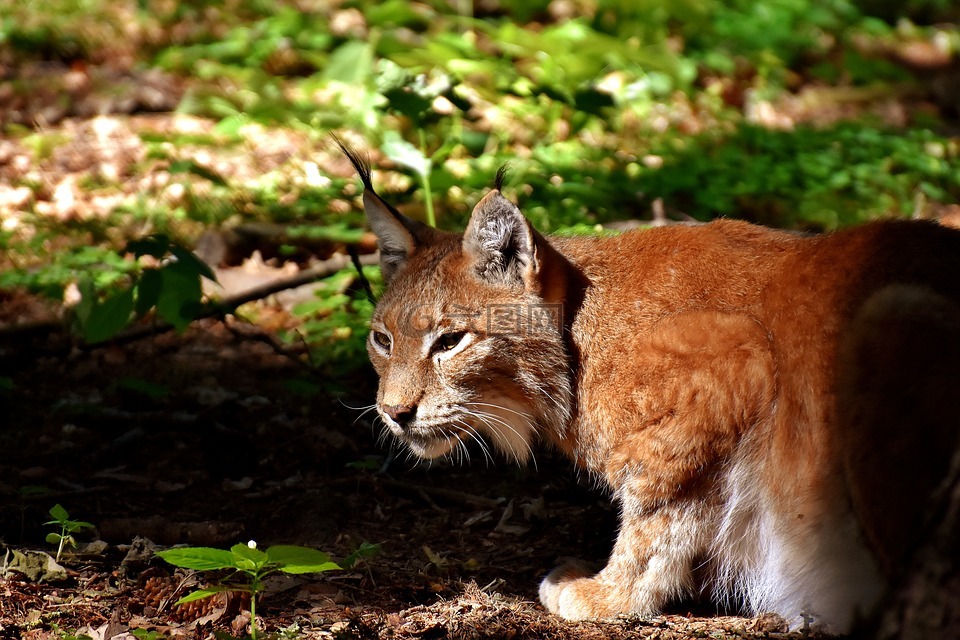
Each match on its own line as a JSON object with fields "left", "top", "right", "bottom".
{"left": 156, "top": 541, "right": 345, "bottom": 640}
{"left": 44, "top": 504, "right": 94, "bottom": 562}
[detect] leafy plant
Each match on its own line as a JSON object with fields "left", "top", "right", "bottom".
{"left": 637, "top": 122, "right": 960, "bottom": 229}
{"left": 285, "top": 266, "right": 380, "bottom": 378}
{"left": 73, "top": 234, "right": 217, "bottom": 343}
{"left": 44, "top": 504, "right": 94, "bottom": 562}
{"left": 156, "top": 541, "right": 341, "bottom": 640}
{"left": 0, "top": 242, "right": 138, "bottom": 300}
{"left": 381, "top": 131, "right": 437, "bottom": 227}
{"left": 45, "top": 623, "right": 94, "bottom": 640}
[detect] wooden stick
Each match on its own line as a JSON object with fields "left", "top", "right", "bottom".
{"left": 0, "top": 251, "right": 380, "bottom": 345}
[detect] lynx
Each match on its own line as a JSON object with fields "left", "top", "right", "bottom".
{"left": 338, "top": 142, "right": 960, "bottom": 633}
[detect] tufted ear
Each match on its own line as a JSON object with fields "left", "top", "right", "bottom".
{"left": 361, "top": 190, "right": 420, "bottom": 284}
{"left": 462, "top": 187, "right": 539, "bottom": 290}
{"left": 335, "top": 137, "right": 431, "bottom": 284}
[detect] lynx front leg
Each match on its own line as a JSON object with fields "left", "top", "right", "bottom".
{"left": 540, "top": 499, "right": 710, "bottom": 620}
{"left": 541, "top": 311, "right": 772, "bottom": 620}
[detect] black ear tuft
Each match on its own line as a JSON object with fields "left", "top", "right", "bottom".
{"left": 463, "top": 190, "right": 537, "bottom": 289}
{"left": 495, "top": 164, "right": 509, "bottom": 192}
{"left": 331, "top": 134, "right": 373, "bottom": 190}
{"left": 332, "top": 133, "right": 441, "bottom": 285}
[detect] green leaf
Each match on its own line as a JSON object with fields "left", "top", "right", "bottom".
{"left": 213, "top": 113, "right": 246, "bottom": 137}
{"left": 169, "top": 159, "right": 228, "bottom": 186}
{"left": 156, "top": 547, "right": 239, "bottom": 571}
{"left": 278, "top": 560, "right": 341, "bottom": 575}
{"left": 174, "top": 585, "right": 236, "bottom": 605}
{"left": 573, "top": 87, "right": 615, "bottom": 116}
{"left": 281, "top": 377, "right": 321, "bottom": 397}
{"left": 20, "top": 486, "right": 51, "bottom": 498}
{"left": 64, "top": 520, "right": 95, "bottom": 532}
{"left": 323, "top": 40, "right": 374, "bottom": 83}
{"left": 83, "top": 287, "right": 135, "bottom": 344}
{"left": 170, "top": 246, "right": 217, "bottom": 282}
{"left": 156, "top": 262, "right": 203, "bottom": 332}
{"left": 381, "top": 87, "right": 433, "bottom": 122}
{"left": 373, "top": 58, "right": 409, "bottom": 95}
{"left": 126, "top": 234, "right": 171, "bottom": 259}
{"left": 266, "top": 545, "right": 341, "bottom": 574}
{"left": 291, "top": 292, "right": 350, "bottom": 317}
{"left": 342, "top": 542, "right": 380, "bottom": 569}
{"left": 48, "top": 503, "right": 69, "bottom": 522}
{"left": 381, "top": 132, "right": 431, "bottom": 179}
{"left": 230, "top": 543, "right": 269, "bottom": 569}
{"left": 73, "top": 277, "right": 96, "bottom": 327}
{"left": 286, "top": 223, "right": 366, "bottom": 244}
{"left": 135, "top": 269, "right": 162, "bottom": 316}
{"left": 117, "top": 377, "right": 169, "bottom": 400}
{"left": 365, "top": 0, "right": 428, "bottom": 28}
{"left": 45, "top": 532, "right": 62, "bottom": 544}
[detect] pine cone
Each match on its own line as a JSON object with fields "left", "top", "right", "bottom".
{"left": 141, "top": 573, "right": 241, "bottom": 622}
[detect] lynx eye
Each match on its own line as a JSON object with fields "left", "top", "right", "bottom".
{"left": 434, "top": 331, "right": 467, "bottom": 353}
{"left": 371, "top": 330, "right": 392, "bottom": 352}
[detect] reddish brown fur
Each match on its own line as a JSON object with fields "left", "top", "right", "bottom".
{"left": 341, "top": 143, "right": 960, "bottom": 633}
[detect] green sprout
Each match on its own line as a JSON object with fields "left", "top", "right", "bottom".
{"left": 156, "top": 540, "right": 376, "bottom": 640}
{"left": 380, "top": 131, "right": 437, "bottom": 228}
{"left": 44, "top": 504, "right": 95, "bottom": 563}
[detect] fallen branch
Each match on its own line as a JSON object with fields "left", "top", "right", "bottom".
{"left": 207, "top": 250, "right": 380, "bottom": 312}
{"left": 0, "top": 251, "right": 380, "bottom": 346}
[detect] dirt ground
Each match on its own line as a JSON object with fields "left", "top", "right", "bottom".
{"left": 0, "top": 301, "right": 830, "bottom": 640}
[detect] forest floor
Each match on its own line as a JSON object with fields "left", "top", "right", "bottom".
{"left": 2, "top": 291, "right": 824, "bottom": 640}
{"left": 3, "top": 49, "right": 953, "bottom": 640}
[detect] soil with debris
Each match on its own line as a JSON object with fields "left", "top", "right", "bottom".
{"left": 1, "top": 300, "right": 831, "bottom": 640}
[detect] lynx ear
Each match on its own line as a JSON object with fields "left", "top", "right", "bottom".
{"left": 361, "top": 190, "right": 419, "bottom": 283}
{"left": 463, "top": 189, "right": 538, "bottom": 290}
{"left": 335, "top": 137, "right": 429, "bottom": 283}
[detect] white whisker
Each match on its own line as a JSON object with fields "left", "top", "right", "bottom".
{"left": 462, "top": 403, "right": 538, "bottom": 468}
{"left": 451, "top": 430, "right": 470, "bottom": 466}
{"left": 455, "top": 419, "right": 495, "bottom": 466}
{"left": 466, "top": 409, "right": 516, "bottom": 451}
{"left": 353, "top": 404, "right": 380, "bottom": 422}
{"left": 341, "top": 398, "right": 377, "bottom": 411}
{"left": 467, "top": 401, "right": 534, "bottom": 420}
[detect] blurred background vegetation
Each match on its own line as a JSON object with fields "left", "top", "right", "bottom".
{"left": 0, "top": 0, "right": 958, "bottom": 374}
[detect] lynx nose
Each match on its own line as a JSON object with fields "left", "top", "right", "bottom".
{"left": 383, "top": 403, "right": 416, "bottom": 428}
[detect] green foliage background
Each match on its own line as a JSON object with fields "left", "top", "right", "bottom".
{"left": 1, "top": 0, "right": 958, "bottom": 370}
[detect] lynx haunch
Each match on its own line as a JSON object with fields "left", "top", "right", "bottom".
{"left": 339, "top": 142, "right": 960, "bottom": 633}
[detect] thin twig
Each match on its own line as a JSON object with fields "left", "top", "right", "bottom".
{"left": 222, "top": 317, "right": 317, "bottom": 374}
{"left": 348, "top": 244, "right": 377, "bottom": 304}
{"left": 375, "top": 477, "right": 504, "bottom": 509}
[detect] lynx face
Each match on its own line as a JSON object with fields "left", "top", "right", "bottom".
{"left": 366, "top": 257, "right": 572, "bottom": 462}
{"left": 348, "top": 156, "right": 574, "bottom": 464}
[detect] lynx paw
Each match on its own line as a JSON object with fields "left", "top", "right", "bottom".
{"left": 540, "top": 560, "right": 627, "bottom": 620}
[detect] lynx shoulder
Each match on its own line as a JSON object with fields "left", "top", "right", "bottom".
{"left": 338, "top": 141, "right": 960, "bottom": 633}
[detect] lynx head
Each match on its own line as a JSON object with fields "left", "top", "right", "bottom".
{"left": 337, "top": 141, "right": 575, "bottom": 463}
